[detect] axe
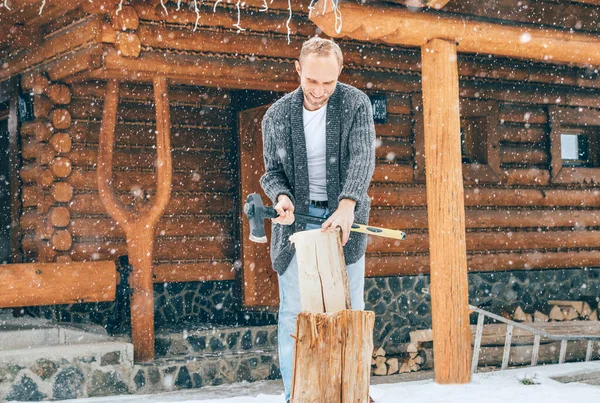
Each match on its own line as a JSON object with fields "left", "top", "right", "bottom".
{"left": 243, "top": 193, "right": 406, "bottom": 243}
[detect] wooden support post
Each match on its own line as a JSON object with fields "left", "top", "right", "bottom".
{"left": 98, "top": 78, "right": 172, "bottom": 362}
{"left": 421, "top": 38, "right": 471, "bottom": 383}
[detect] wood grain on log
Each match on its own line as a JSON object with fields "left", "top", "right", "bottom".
{"left": 0, "top": 261, "right": 116, "bottom": 308}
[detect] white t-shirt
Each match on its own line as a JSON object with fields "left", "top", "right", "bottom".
{"left": 303, "top": 105, "right": 328, "bottom": 201}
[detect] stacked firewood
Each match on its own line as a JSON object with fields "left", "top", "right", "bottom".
{"left": 371, "top": 342, "right": 425, "bottom": 376}
{"left": 506, "top": 300, "right": 599, "bottom": 323}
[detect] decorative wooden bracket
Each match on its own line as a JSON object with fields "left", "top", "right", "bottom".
{"left": 97, "top": 77, "right": 172, "bottom": 362}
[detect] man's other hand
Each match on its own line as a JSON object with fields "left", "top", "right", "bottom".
{"left": 322, "top": 199, "right": 356, "bottom": 246}
{"left": 272, "top": 194, "right": 295, "bottom": 225}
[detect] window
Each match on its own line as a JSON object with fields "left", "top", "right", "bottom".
{"left": 549, "top": 106, "right": 600, "bottom": 184}
{"left": 413, "top": 96, "right": 500, "bottom": 183}
{"left": 560, "top": 130, "right": 598, "bottom": 168}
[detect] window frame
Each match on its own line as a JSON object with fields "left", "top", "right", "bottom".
{"left": 413, "top": 95, "right": 501, "bottom": 184}
{"left": 549, "top": 106, "right": 600, "bottom": 184}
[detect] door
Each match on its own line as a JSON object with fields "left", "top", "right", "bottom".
{"left": 239, "top": 105, "right": 279, "bottom": 307}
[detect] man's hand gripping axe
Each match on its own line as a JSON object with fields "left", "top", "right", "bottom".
{"left": 243, "top": 193, "right": 406, "bottom": 243}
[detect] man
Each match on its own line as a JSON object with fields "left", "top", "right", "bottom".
{"left": 260, "top": 37, "right": 376, "bottom": 402}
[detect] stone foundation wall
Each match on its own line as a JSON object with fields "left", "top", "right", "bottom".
{"left": 13, "top": 268, "right": 600, "bottom": 346}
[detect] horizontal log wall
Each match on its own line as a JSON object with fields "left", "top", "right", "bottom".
{"left": 14, "top": 3, "right": 600, "bottom": 281}
{"left": 20, "top": 82, "right": 237, "bottom": 281}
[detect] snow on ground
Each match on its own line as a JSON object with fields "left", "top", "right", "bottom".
{"left": 15, "top": 361, "right": 600, "bottom": 403}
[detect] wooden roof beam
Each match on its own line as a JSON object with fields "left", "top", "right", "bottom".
{"left": 309, "top": 1, "right": 600, "bottom": 67}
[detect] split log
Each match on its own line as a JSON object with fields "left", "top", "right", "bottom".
{"left": 549, "top": 305, "right": 566, "bottom": 321}
{"left": 589, "top": 311, "right": 598, "bottom": 321}
{"left": 549, "top": 300, "right": 585, "bottom": 314}
{"left": 563, "top": 307, "right": 580, "bottom": 321}
{"left": 387, "top": 358, "right": 399, "bottom": 375}
{"left": 513, "top": 306, "right": 528, "bottom": 322}
{"left": 409, "top": 329, "right": 433, "bottom": 344}
{"left": 373, "top": 363, "right": 387, "bottom": 376}
{"left": 582, "top": 302, "right": 593, "bottom": 318}
{"left": 373, "top": 347, "right": 386, "bottom": 357}
{"left": 291, "top": 310, "right": 375, "bottom": 403}
{"left": 534, "top": 311, "right": 549, "bottom": 322}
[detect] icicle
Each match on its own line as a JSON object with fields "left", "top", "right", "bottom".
{"left": 177, "top": 0, "right": 182, "bottom": 11}
{"left": 234, "top": 0, "right": 246, "bottom": 32}
{"left": 38, "top": 0, "right": 46, "bottom": 15}
{"left": 213, "top": 0, "right": 222, "bottom": 13}
{"left": 116, "top": 0, "right": 124, "bottom": 15}
{"left": 159, "top": 0, "right": 169, "bottom": 15}
{"left": 286, "top": 0, "right": 292, "bottom": 44}
{"left": 332, "top": 0, "right": 342, "bottom": 34}
{"left": 3, "top": 0, "right": 11, "bottom": 11}
{"left": 193, "top": 0, "right": 201, "bottom": 31}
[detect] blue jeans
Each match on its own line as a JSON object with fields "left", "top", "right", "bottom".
{"left": 277, "top": 205, "right": 366, "bottom": 401}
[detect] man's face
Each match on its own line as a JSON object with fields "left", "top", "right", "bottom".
{"left": 295, "top": 53, "right": 342, "bottom": 111}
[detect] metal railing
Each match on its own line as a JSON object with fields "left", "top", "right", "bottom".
{"left": 469, "top": 304, "right": 600, "bottom": 373}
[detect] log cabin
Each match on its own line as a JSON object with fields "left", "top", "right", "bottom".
{"left": 1, "top": 0, "right": 600, "bottom": 391}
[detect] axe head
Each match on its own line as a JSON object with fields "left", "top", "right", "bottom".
{"left": 243, "top": 193, "right": 274, "bottom": 243}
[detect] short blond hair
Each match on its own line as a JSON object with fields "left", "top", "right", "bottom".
{"left": 299, "top": 37, "right": 343, "bottom": 68}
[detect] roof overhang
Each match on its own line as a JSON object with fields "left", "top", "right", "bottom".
{"left": 309, "top": 1, "right": 600, "bottom": 68}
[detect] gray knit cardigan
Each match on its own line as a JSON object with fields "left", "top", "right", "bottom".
{"left": 259, "top": 82, "right": 376, "bottom": 275}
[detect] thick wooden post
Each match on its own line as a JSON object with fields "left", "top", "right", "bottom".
{"left": 421, "top": 39, "right": 471, "bottom": 383}
{"left": 98, "top": 78, "right": 172, "bottom": 362}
